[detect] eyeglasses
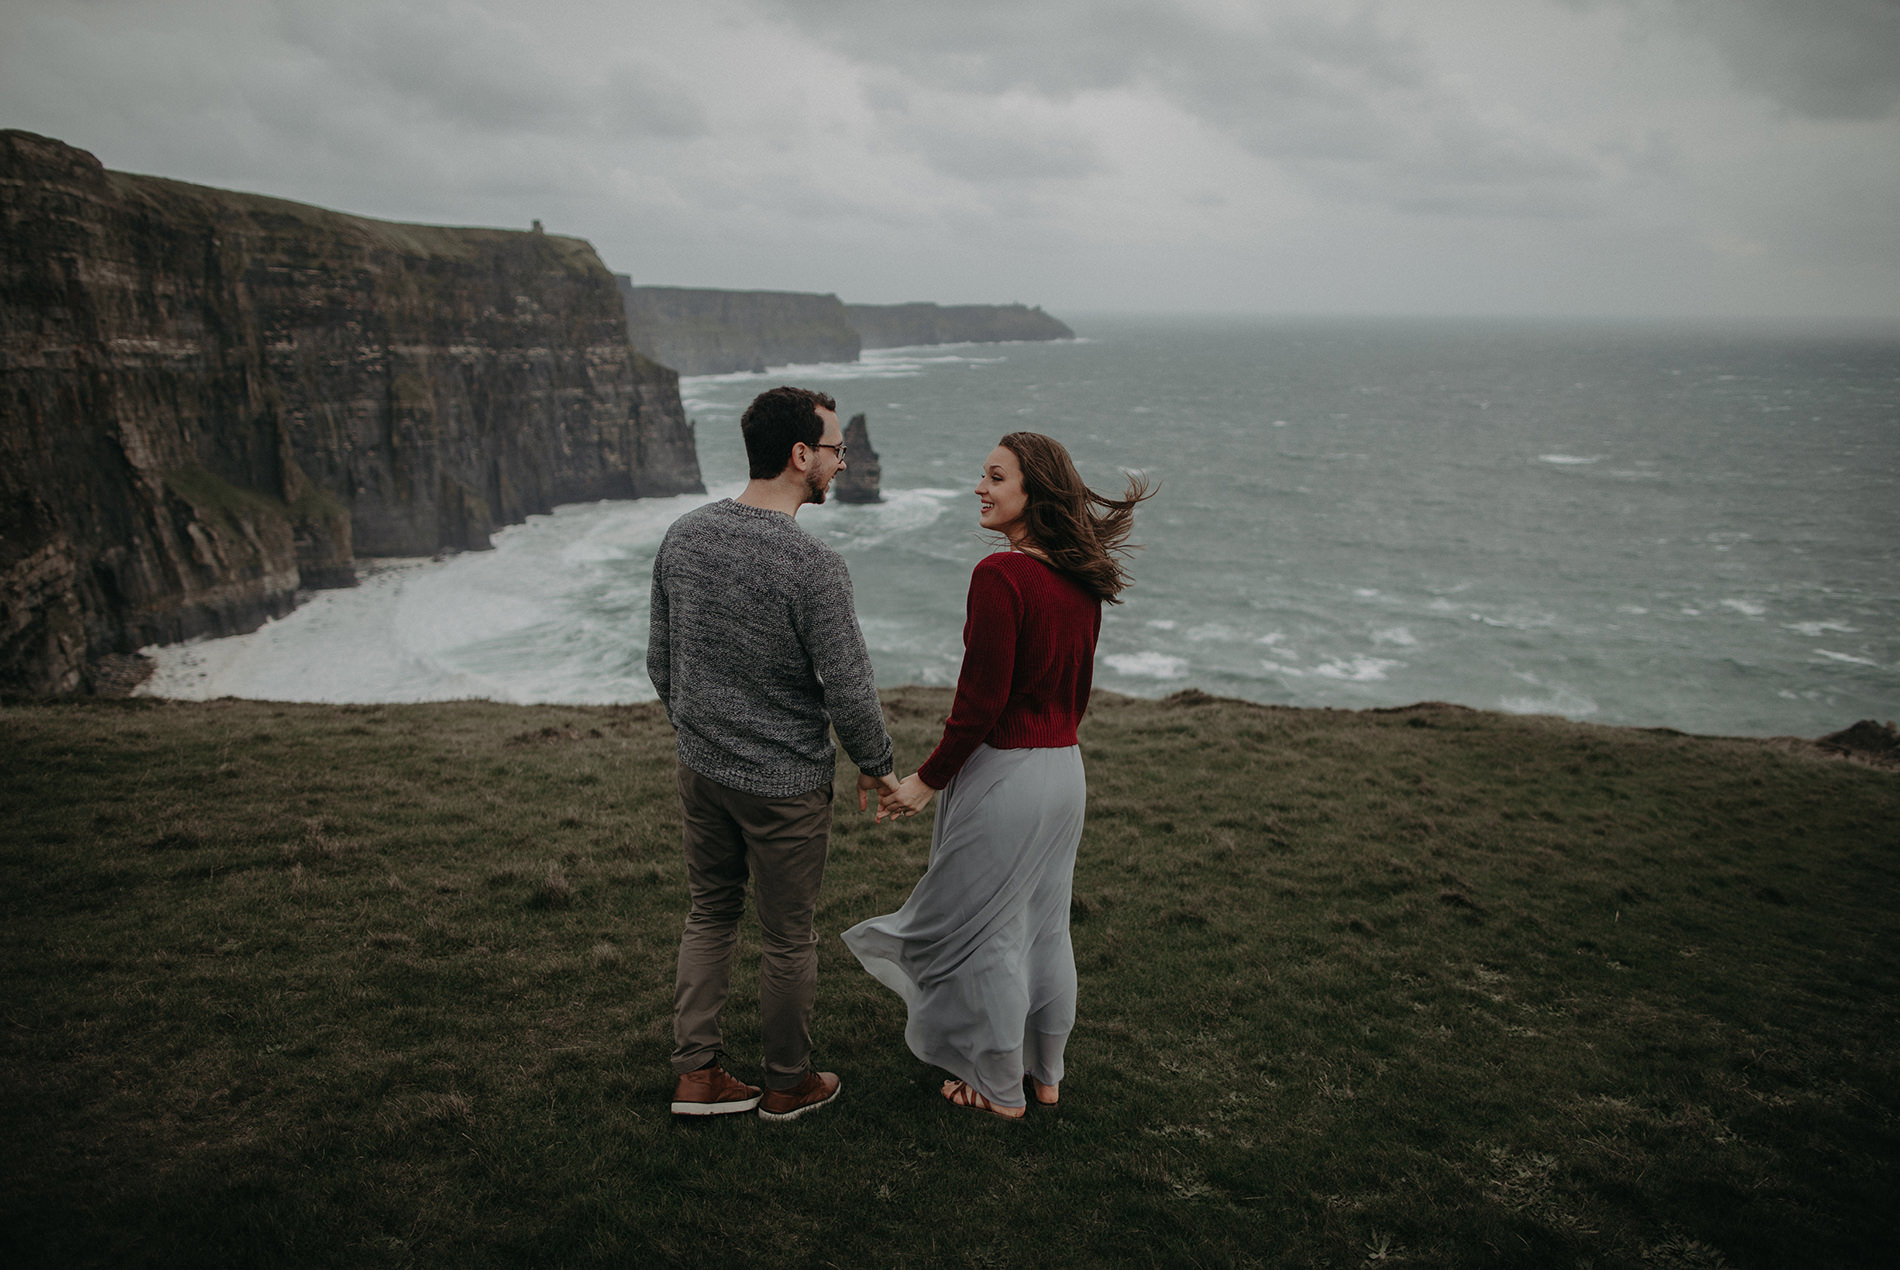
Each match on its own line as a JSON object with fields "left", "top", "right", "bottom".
{"left": 812, "top": 442, "right": 848, "bottom": 459}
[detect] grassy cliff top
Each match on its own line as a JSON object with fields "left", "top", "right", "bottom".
{"left": 2, "top": 691, "right": 1894, "bottom": 1266}
{"left": 0, "top": 124, "right": 605, "bottom": 273}
{"left": 105, "top": 169, "right": 606, "bottom": 270}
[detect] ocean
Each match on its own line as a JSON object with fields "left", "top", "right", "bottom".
{"left": 140, "top": 315, "right": 1900, "bottom": 739}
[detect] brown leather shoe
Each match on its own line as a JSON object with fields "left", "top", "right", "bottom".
{"left": 757, "top": 1070, "right": 840, "bottom": 1122}
{"left": 671, "top": 1064, "right": 762, "bottom": 1116}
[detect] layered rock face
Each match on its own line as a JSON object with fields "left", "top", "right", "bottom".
{"left": 617, "top": 280, "right": 860, "bottom": 375}
{"left": 1, "top": 131, "right": 701, "bottom": 695}
{"left": 831, "top": 413, "right": 881, "bottom": 504}
{"left": 845, "top": 303, "right": 1073, "bottom": 348}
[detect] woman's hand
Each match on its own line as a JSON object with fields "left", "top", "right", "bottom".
{"left": 876, "top": 773, "right": 937, "bottom": 823}
{"left": 858, "top": 770, "right": 901, "bottom": 812}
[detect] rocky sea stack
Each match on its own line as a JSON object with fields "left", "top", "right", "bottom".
{"left": 1, "top": 131, "right": 702, "bottom": 696}
{"left": 832, "top": 413, "right": 882, "bottom": 504}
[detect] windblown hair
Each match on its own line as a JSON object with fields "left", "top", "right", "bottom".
{"left": 741, "top": 386, "right": 837, "bottom": 479}
{"left": 997, "top": 431, "right": 1155, "bottom": 604}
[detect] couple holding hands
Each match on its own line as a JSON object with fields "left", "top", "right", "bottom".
{"left": 648, "top": 385, "right": 1150, "bottom": 1121}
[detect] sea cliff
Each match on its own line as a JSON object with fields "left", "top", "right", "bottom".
{"left": 846, "top": 302, "right": 1073, "bottom": 348}
{"left": 1, "top": 131, "right": 701, "bottom": 696}
{"left": 617, "top": 281, "right": 1075, "bottom": 374}
{"left": 616, "top": 280, "right": 859, "bottom": 375}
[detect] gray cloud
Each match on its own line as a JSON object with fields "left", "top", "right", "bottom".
{"left": 891, "top": 117, "right": 1103, "bottom": 185}
{"left": 1689, "top": 0, "right": 1900, "bottom": 119}
{"left": 275, "top": 1, "right": 709, "bottom": 139}
{"left": 1561, "top": 0, "right": 1900, "bottom": 119}
{"left": 1, "top": 0, "right": 1894, "bottom": 318}
{"left": 762, "top": 0, "right": 1605, "bottom": 218}
{"left": 861, "top": 76, "right": 1104, "bottom": 185}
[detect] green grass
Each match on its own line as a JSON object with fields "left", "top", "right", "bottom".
{"left": 1, "top": 690, "right": 1895, "bottom": 1268}
{"left": 163, "top": 466, "right": 294, "bottom": 527}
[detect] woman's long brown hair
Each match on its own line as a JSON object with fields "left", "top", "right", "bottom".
{"left": 997, "top": 432, "right": 1156, "bottom": 603}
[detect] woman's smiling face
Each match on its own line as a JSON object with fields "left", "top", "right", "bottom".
{"left": 976, "top": 444, "right": 1029, "bottom": 542}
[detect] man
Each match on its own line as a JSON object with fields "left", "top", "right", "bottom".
{"left": 647, "top": 385, "right": 897, "bottom": 1121}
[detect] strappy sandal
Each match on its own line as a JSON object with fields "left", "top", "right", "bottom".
{"left": 941, "top": 1079, "right": 1025, "bottom": 1120}
{"left": 1031, "top": 1080, "right": 1059, "bottom": 1107}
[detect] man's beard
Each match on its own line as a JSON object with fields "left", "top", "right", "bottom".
{"left": 804, "top": 470, "right": 828, "bottom": 505}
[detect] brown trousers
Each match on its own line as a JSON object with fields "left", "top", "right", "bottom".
{"left": 671, "top": 764, "right": 834, "bottom": 1090}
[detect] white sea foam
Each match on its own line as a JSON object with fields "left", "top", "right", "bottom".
{"left": 1720, "top": 599, "right": 1767, "bottom": 617}
{"left": 802, "top": 487, "right": 956, "bottom": 550}
{"left": 680, "top": 348, "right": 1003, "bottom": 392}
{"left": 141, "top": 559, "right": 496, "bottom": 704}
{"left": 1539, "top": 454, "right": 1606, "bottom": 465}
{"left": 1815, "top": 650, "right": 1880, "bottom": 667}
{"left": 1104, "top": 651, "right": 1189, "bottom": 679}
{"left": 1500, "top": 674, "right": 1599, "bottom": 718}
{"left": 1500, "top": 688, "right": 1599, "bottom": 718}
{"left": 1787, "top": 620, "right": 1856, "bottom": 636}
{"left": 1370, "top": 626, "right": 1418, "bottom": 647}
{"left": 1471, "top": 607, "right": 1556, "bottom": 630}
{"left": 1311, "top": 656, "right": 1399, "bottom": 682}
{"left": 139, "top": 491, "right": 724, "bottom": 704}
{"left": 1184, "top": 622, "right": 1238, "bottom": 642}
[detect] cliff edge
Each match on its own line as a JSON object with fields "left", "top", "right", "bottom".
{"left": 1, "top": 131, "right": 701, "bottom": 695}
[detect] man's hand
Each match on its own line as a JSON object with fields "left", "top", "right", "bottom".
{"left": 876, "top": 772, "right": 937, "bottom": 823}
{"left": 858, "top": 770, "right": 901, "bottom": 812}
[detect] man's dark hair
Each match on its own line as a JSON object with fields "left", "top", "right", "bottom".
{"left": 741, "top": 386, "right": 837, "bottom": 479}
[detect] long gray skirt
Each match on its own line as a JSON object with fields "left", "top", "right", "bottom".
{"left": 842, "top": 743, "right": 1085, "bottom": 1109}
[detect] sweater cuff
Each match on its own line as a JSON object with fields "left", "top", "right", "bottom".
{"left": 915, "top": 755, "right": 954, "bottom": 790}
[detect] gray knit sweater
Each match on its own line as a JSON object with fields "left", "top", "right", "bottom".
{"left": 647, "top": 499, "right": 894, "bottom": 798}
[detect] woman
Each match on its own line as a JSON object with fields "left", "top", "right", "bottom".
{"left": 843, "top": 432, "right": 1153, "bottom": 1119}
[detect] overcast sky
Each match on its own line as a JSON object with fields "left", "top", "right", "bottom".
{"left": 4, "top": 0, "right": 1897, "bottom": 320}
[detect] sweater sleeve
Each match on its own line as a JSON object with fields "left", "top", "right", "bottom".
{"left": 917, "top": 560, "right": 1022, "bottom": 789}
{"left": 645, "top": 549, "right": 672, "bottom": 721}
{"left": 793, "top": 550, "right": 895, "bottom": 778}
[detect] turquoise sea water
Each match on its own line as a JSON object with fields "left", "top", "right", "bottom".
{"left": 142, "top": 316, "right": 1900, "bottom": 738}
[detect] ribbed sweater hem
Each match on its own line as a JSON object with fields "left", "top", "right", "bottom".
{"left": 982, "top": 717, "right": 1081, "bottom": 750}
{"left": 675, "top": 737, "right": 841, "bottom": 801}
{"left": 917, "top": 721, "right": 1080, "bottom": 789}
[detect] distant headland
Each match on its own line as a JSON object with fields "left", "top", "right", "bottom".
{"left": 617, "top": 280, "right": 1074, "bottom": 376}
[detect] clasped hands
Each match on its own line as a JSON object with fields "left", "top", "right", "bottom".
{"left": 856, "top": 770, "right": 936, "bottom": 823}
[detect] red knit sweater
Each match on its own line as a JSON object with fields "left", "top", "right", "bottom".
{"left": 917, "top": 551, "right": 1102, "bottom": 789}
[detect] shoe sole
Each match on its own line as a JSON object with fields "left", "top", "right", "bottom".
{"left": 670, "top": 1097, "right": 761, "bottom": 1116}
{"left": 757, "top": 1083, "right": 841, "bottom": 1122}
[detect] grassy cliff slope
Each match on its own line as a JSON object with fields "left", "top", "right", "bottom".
{"left": 1, "top": 691, "right": 1895, "bottom": 1267}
